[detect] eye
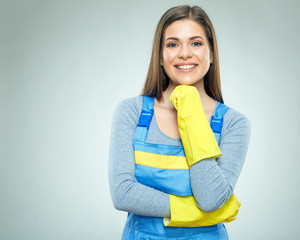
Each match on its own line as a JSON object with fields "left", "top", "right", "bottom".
{"left": 192, "top": 42, "right": 202, "bottom": 46}
{"left": 167, "top": 43, "right": 178, "bottom": 48}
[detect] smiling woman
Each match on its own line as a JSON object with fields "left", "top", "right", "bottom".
{"left": 108, "top": 5, "right": 251, "bottom": 240}
{"left": 161, "top": 20, "right": 213, "bottom": 90}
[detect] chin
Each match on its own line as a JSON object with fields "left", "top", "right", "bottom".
{"left": 169, "top": 76, "right": 204, "bottom": 87}
{"left": 176, "top": 80, "right": 201, "bottom": 86}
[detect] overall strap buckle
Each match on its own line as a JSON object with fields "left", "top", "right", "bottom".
{"left": 133, "top": 96, "right": 155, "bottom": 143}
{"left": 210, "top": 103, "right": 230, "bottom": 144}
{"left": 210, "top": 116, "right": 223, "bottom": 133}
{"left": 137, "top": 109, "right": 154, "bottom": 128}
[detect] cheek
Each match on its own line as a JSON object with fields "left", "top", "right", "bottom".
{"left": 162, "top": 49, "right": 176, "bottom": 65}
{"left": 162, "top": 54, "right": 168, "bottom": 65}
{"left": 205, "top": 54, "right": 211, "bottom": 63}
{"left": 162, "top": 53, "right": 169, "bottom": 65}
{"left": 196, "top": 49, "right": 211, "bottom": 63}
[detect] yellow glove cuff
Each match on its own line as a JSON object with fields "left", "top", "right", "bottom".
{"left": 163, "top": 194, "right": 241, "bottom": 227}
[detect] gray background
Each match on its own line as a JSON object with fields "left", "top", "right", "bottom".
{"left": 1, "top": 0, "right": 299, "bottom": 239}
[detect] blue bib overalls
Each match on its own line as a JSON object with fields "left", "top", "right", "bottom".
{"left": 121, "top": 96, "right": 230, "bottom": 240}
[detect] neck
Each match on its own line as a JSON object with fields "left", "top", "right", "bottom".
{"left": 156, "top": 79, "right": 215, "bottom": 112}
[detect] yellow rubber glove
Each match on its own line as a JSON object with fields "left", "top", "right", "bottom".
{"left": 163, "top": 194, "right": 241, "bottom": 227}
{"left": 165, "top": 85, "right": 241, "bottom": 227}
{"left": 169, "top": 85, "right": 222, "bottom": 166}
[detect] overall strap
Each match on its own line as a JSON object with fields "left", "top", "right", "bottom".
{"left": 210, "top": 102, "right": 230, "bottom": 144}
{"left": 133, "top": 96, "right": 154, "bottom": 143}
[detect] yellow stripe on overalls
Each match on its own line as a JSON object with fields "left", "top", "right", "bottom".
{"left": 135, "top": 150, "right": 189, "bottom": 169}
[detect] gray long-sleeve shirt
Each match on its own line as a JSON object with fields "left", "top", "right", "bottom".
{"left": 108, "top": 96, "right": 251, "bottom": 217}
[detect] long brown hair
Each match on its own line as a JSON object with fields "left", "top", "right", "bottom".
{"left": 140, "top": 5, "right": 224, "bottom": 103}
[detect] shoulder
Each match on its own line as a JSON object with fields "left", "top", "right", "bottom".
{"left": 112, "top": 96, "right": 143, "bottom": 127}
{"left": 114, "top": 96, "right": 143, "bottom": 113}
{"left": 222, "top": 105, "right": 251, "bottom": 138}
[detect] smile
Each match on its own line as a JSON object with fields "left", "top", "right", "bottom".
{"left": 175, "top": 64, "right": 198, "bottom": 69}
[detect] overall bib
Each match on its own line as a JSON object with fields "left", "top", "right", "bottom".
{"left": 121, "top": 96, "right": 230, "bottom": 240}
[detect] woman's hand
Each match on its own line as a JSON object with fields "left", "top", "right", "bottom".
{"left": 169, "top": 85, "right": 221, "bottom": 166}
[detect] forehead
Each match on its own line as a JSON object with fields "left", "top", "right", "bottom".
{"left": 163, "top": 19, "right": 207, "bottom": 40}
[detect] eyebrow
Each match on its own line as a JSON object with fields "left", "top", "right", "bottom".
{"left": 165, "top": 36, "right": 204, "bottom": 41}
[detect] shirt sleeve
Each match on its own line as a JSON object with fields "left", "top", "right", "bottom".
{"left": 108, "top": 97, "right": 171, "bottom": 217}
{"left": 190, "top": 108, "right": 251, "bottom": 212}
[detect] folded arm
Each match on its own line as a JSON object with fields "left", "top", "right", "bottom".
{"left": 190, "top": 112, "right": 251, "bottom": 212}
{"left": 108, "top": 98, "right": 171, "bottom": 217}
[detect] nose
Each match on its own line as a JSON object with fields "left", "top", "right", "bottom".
{"left": 178, "top": 44, "right": 192, "bottom": 59}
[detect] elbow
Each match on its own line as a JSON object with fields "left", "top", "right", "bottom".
{"left": 111, "top": 193, "right": 130, "bottom": 212}
{"left": 196, "top": 201, "right": 223, "bottom": 213}
{"left": 109, "top": 180, "right": 135, "bottom": 212}
{"left": 112, "top": 198, "right": 125, "bottom": 212}
{"left": 110, "top": 187, "right": 127, "bottom": 212}
{"left": 195, "top": 187, "right": 233, "bottom": 213}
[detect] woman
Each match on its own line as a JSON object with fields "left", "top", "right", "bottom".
{"left": 108, "top": 5, "right": 251, "bottom": 240}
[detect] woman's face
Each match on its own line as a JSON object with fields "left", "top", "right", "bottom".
{"left": 161, "top": 19, "right": 213, "bottom": 87}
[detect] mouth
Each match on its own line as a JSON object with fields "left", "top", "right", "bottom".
{"left": 175, "top": 64, "right": 198, "bottom": 71}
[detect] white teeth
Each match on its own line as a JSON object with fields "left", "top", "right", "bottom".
{"left": 176, "top": 65, "right": 197, "bottom": 69}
